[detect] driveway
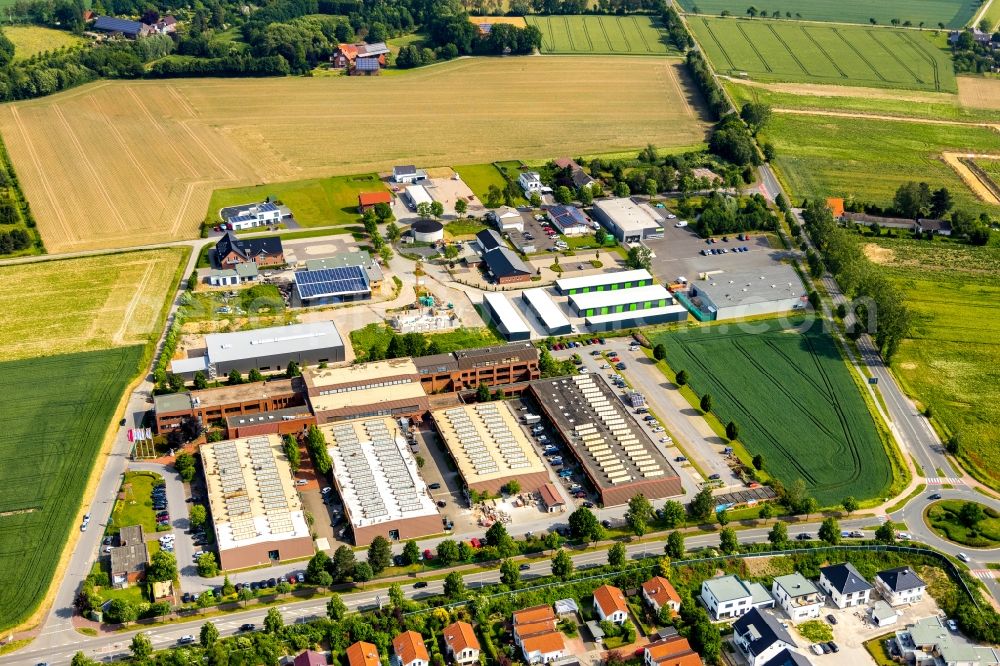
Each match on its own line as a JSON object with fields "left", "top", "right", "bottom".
{"left": 131, "top": 462, "right": 196, "bottom": 594}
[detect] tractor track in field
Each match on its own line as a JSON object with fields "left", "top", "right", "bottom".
{"left": 770, "top": 107, "right": 1000, "bottom": 132}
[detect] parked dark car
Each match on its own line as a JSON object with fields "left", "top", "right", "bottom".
{"left": 393, "top": 555, "right": 404, "bottom": 567}
{"left": 929, "top": 493, "right": 942, "bottom": 500}
{"left": 827, "top": 642, "right": 839, "bottom": 653}
{"left": 267, "top": 578, "right": 277, "bottom": 588}
{"left": 827, "top": 614, "right": 838, "bottom": 625}
{"left": 428, "top": 483, "right": 441, "bottom": 490}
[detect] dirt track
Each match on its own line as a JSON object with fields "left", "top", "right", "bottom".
{"left": 941, "top": 152, "right": 1000, "bottom": 205}
{"left": 774, "top": 106, "right": 1000, "bottom": 130}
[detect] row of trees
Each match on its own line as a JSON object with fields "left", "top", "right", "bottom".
{"left": 695, "top": 191, "right": 777, "bottom": 236}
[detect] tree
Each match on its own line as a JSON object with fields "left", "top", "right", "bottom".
{"left": 740, "top": 102, "right": 772, "bottom": 135}
{"left": 689, "top": 486, "right": 714, "bottom": 523}
{"left": 819, "top": 517, "right": 840, "bottom": 545}
{"left": 719, "top": 526, "right": 739, "bottom": 554}
{"left": 388, "top": 582, "right": 405, "bottom": 610}
{"left": 752, "top": 454, "right": 764, "bottom": 471}
{"left": 666, "top": 530, "right": 685, "bottom": 558}
{"left": 454, "top": 199, "right": 468, "bottom": 216}
{"left": 529, "top": 191, "right": 542, "bottom": 207}
{"left": 801, "top": 497, "right": 818, "bottom": 520}
{"left": 946, "top": 432, "right": 961, "bottom": 455}
{"left": 385, "top": 221, "right": 401, "bottom": 243}
{"left": 282, "top": 434, "right": 301, "bottom": 472}
{"left": 417, "top": 201, "right": 433, "bottom": 218}
{"left": 595, "top": 227, "right": 608, "bottom": 246}
{"left": 431, "top": 201, "right": 445, "bottom": 218}
{"left": 286, "top": 361, "right": 301, "bottom": 378}
{"left": 626, "top": 493, "right": 654, "bottom": 537}
{"left": 326, "top": 593, "right": 347, "bottom": 620}
{"left": 130, "top": 633, "right": 153, "bottom": 659}
{"left": 653, "top": 344, "right": 666, "bottom": 361}
{"left": 959, "top": 502, "right": 985, "bottom": 527}
{"left": 662, "top": 500, "right": 685, "bottom": 528}
{"left": 608, "top": 541, "right": 627, "bottom": 567}
{"left": 403, "top": 540, "right": 420, "bottom": 566}
{"left": 222, "top": 575, "right": 235, "bottom": 597}
{"left": 174, "top": 452, "right": 197, "bottom": 482}
{"left": 930, "top": 187, "right": 953, "bottom": 218}
{"left": 717, "top": 507, "right": 730, "bottom": 526}
{"left": 758, "top": 503, "right": 774, "bottom": 523}
{"left": 189, "top": 504, "right": 207, "bottom": 529}
{"left": 437, "top": 539, "right": 459, "bottom": 565}
{"left": 700, "top": 393, "right": 712, "bottom": 412}
{"left": 893, "top": 181, "right": 932, "bottom": 219}
{"left": 555, "top": 185, "right": 573, "bottom": 204}
{"left": 227, "top": 368, "right": 243, "bottom": 385}
{"left": 238, "top": 586, "right": 254, "bottom": 606}
{"left": 726, "top": 421, "right": 739, "bottom": 441}
{"left": 675, "top": 370, "right": 688, "bottom": 386}
{"left": 247, "top": 368, "right": 264, "bottom": 383}
{"left": 768, "top": 520, "right": 788, "bottom": 548}
{"left": 503, "top": 479, "right": 521, "bottom": 495}
{"left": 875, "top": 522, "right": 896, "bottom": 544}
{"left": 746, "top": 6, "right": 758, "bottom": 17}
{"left": 72, "top": 653, "right": 97, "bottom": 666}
{"left": 197, "top": 552, "right": 219, "bottom": 577}
{"left": 613, "top": 181, "right": 630, "bottom": 197}
{"left": 625, "top": 245, "right": 652, "bottom": 270}
{"left": 444, "top": 571, "right": 466, "bottom": 600}
{"left": 264, "top": 607, "right": 284, "bottom": 633}
{"left": 551, "top": 548, "right": 574, "bottom": 579}
{"left": 569, "top": 507, "right": 604, "bottom": 542}
{"left": 374, "top": 202, "right": 393, "bottom": 222}
{"left": 842, "top": 496, "right": 859, "bottom": 516}
{"left": 476, "top": 381, "right": 491, "bottom": 403}
{"left": 305, "top": 550, "right": 330, "bottom": 584}
{"left": 147, "top": 549, "right": 177, "bottom": 582}
{"left": 368, "top": 536, "right": 392, "bottom": 574}
{"left": 458, "top": 541, "right": 474, "bottom": 562}
{"left": 353, "top": 561, "right": 373, "bottom": 583}
{"left": 492, "top": 558, "right": 518, "bottom": 588}
{"left": 193, "top": 371, "right": 208, "bottom": 390}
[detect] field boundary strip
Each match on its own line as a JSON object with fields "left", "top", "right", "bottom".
{"left": 734, "top": 21, "right": 774, "bottom": 72}
{"left": 700, "top": 18, "right": 737, "bottom": 70}
{"left": 766, "top": 24, "right": 812, "bottom": 76}
{"left": 866, "top": 29, "right": 925, "bottom": 86}
{"left": 800, "top": 25, "right": 848, "bottom": 78}
{"left": 833, "top": 27, "right": 888, "bottom": 81}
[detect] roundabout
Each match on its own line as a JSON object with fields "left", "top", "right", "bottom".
{"left": 924, "top": 499, "right": 1000, "bottom": 550}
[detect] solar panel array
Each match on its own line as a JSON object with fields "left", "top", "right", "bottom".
{"left": 328, "top": 420, "right": 428, "bottom": 524}
{"left": 295, "top": 265, "right": 369, "bottom": 300}
{"left": 440, "top": 403, "right": 535, "bottom": 478}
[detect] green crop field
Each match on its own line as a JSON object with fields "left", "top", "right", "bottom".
{"left": 689, "top": 17, "right": 956, "bottom": 91}
{"left": 454, "top": 163, "right": 510, "bottom": 202}
{"left": 654, "top": 318, "right": 892, "bottom": 505}
{"left": 677, "top": 0, "right": 977, "bottom": 28}
{"left": 0, "top": 346, "right": 144, "bottom": 631}
{"left": 760, "top": 113, "right": 1000, "bottom": 215}
{"left": 868, "top": 238, "right": 1000, "bottom": 491}
{"left": 526, "top": 15, "right": 677, "bottom": 54}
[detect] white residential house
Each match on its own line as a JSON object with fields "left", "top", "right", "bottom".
{"left": 490, "top": 206, "right": 524, "bottom": 232}
{"left": 732, "top": 609, "right": 798, "bottom": 666}
{"left": 593, "top": 584, "right": 629, "bottom": 624}
{"left": 875, "top": 567, "right": 926, "bottom": 607}
{"left": 701, "top": 574, "right": 774, "bottom": 620}
{"left": 520, "top": 631, "right": 566, "bottom": 664}
{"left": 224, "top": 201, "right": 281, "bottom": 230}
{"left": 771, "top": 573, "right": 824, "bottom": 622}
{"left": 818, "top": 562, "right": 873, "bottom": 609}
{"left": 443, "top": 622, "right": 480, "bottom": 666}
{"left": 518, "top": 171, "right": 546, "bottom": 196}
{"left": 208, "top": 263, "right": 258, "bottom": 286}
{"left": 392, "top": 165, "right": 427, "bottom": 184}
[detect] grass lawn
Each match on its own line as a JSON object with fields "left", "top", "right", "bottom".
{"left": 107, "top": 471, "right": 165, "bottom": 536}
{"left": 98, "top": 583, "right": 148, "bottom": 606}
{"left": 527, "top": 15, "right": 679, "bottom": 55}
{"left": 689, "top": 17, "right": 956, "bottom": 92}
{"left": 444, "top": 218, "right": 490, "bottom": 238}
{"left": 760, "top": 113, "right": 1000, "bottom": 216}
{"left": 678, "top": 0, "right": 977, "bottom": 28}
{"left": 0, "top": 346, "right": 145, "bottom": 631}
{"left": 797, "top": 619, "right": 834, "bottom": 643}
{"left": 866, "top": 239, "right": 1000, "bottom": 490}
{"left": 349, "top": 323, "right": 500, "bottom": 361}
{"left": 6, "top": 25, "right": 84, "bottom": 61}
{"left": 454, "top": 163, "right": 509, "bottom": 202}
{"left": 653, "top": 317, "right": 894, "bottom": 506}
{"left": 205, "top": 173, "right": 387, "bottom": 228}
{"left": 925, "top": 500, "right": 1000, "bottom": 548}
{"left": 864, "top": 633, "right": 898, "bottom": 666}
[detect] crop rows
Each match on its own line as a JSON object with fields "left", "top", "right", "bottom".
{"left": 526, "top": 15, "right": 677, "bottom": 55}
{"left": 655, "top": 319, "right": 891, "bottom": 505}
{"left": 676, "top": 0, "right": 976, "bottom": 29}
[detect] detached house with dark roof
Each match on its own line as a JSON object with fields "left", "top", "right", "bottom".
{"left": 875, "top": 567, "right": 926, "bottom": 607}
{"left": 474, "top": 229, "right": 532, "bottom": 284}
{"left": 215, "top": 231, "right": 284, "bottom": 268}
{"left": 818, "top": 562, "right": 872, "bottom": 609}
{"left": 732, "top": 609, "right": 798, "bottom": 666}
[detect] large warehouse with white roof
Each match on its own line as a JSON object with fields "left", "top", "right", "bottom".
{"left": 202, "top": 434, "right": 314, "bottom": 570}
{"left": 521, "top": 288, "right": 572, "bottom": 336}
{"left": 323, "top": 418, "right": 441, "bottom": 544}
{"left": 687, "top": 265, "right": 807, "bottom": 321}
{"left": 555, "top": 269, "right": 654, "bottom": 295}
{"left": 592, "top": 198, "right": 665, "bottom": 243}
{"left": 481, "top": 292, "right": 531, "bottom": 341}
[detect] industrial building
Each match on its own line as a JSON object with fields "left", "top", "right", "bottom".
{"left": 475, "top": 229, "right": 533, "bottom": 284}
{"left": 323, "top": 418, "right": 440, "bottom": 544}
{"left": 521, "top": 289, "right": 572, "bottom": 336}
{"left": 585, "top": 302, "right": 689, "bottom": 331}
{"left": 293, "top": 264, "right": 371, "bottom": 306}
{"left": 169, "top": 322, "right": 345, "bottom": 380}
{"left": 569, "top": 284, "right": 674, "bottom": 316}
{"left": 303, "top": 359, "right": 430, "bottom": 423}
{"left": 555, "top": 269, "right": 653, "bottom": 295}
{"left": 546, "top": 205, "right": 592, "bottom": 236}
{"left": 305, "top": 253, "right": 383, "bottom": 291}
{"left": 529, "top": 375, "right": 682, "bottom": 506}
{"left": 685, "top": 265, "right": 806, "bottom": 321}
{"left": 153, "top": 378, "right": 307, "bottom": 434}
{"left": 431, "top": 402, "right": 549, "bottom": 496}
{"left": 405, "top": 185, "right": 434, "bottom": 208}
{"left": 481, "top": 292, "right": 531, "bottom": 341}
{"left": 201, "top": 435, "right": 314, "bottom": 570}
{"left": 592, "top": 198, "right": 664, "bottom": 243}
{"left": 414, "top": 342, "right": 539, "bottom": 393}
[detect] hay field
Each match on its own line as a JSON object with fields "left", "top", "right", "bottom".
{"left": 0, "top": 249, "right": 186, "bottom": 361}
{"left": 0, "top": 57, "right": 708, "bottom": 254}
{"left": 677, "top": 0, "right": 977, "bottom": 28}
{"left": 468, "top": 15, "right": 527, "bottom": 27}
{"left": 690, "top": 17, "right": 955, "bottom": 92}
{"left": 7, "top": 26, "right": 84, "bottom": 61}
{"left": 526, "top": 15, "right": 678, "bottom": 54}
{"left": 957, "top": 76, "right": 1000, "bottom": 110}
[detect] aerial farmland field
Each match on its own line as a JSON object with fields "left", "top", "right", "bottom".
{"left": 526, "top": 15, "right": 677, "bottom": 54}
{"left": 0, "top": 346, "right": 144, "bottom": 631}
{"left": 677, "top": 0, "right": 977, "bottom": 29}
{"left": 654, "top": 318, "right": 894, "bottom": 506}
{"left": 0, "top": 57, "right": 708, "bottom": 254}
{"left": 689, "top": 17, "right": 956, "bottom": 92}
{"left": 867, "top": 239, "right": 1000, "bottom": 491}
{"left": 0, "top": 249, "right": 186, "bottom": 362}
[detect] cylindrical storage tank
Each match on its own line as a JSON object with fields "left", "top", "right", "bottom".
{"left": 412, "top": 219, "right": 444, "bottom": 243}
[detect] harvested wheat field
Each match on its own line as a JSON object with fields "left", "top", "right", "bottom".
{"left": 958, "top": 76, "right": 1000, "bottom": 110}
{"left": 0, "top": 249, "right": 186, "bottom": 361}
{"left": 0, "top": 57, "right": 709, "bottom": 254}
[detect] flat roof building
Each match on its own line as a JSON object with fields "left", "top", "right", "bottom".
{"left": 521, "top": 288, "right": 572, "bottom": 336}
{"left": 170, "top": 322, "right": 345, "bottom": 380}
{"left": 293, "top": 264, "right": 371, "bottom": 306}
{"left": 686, "top": 265, "right": 807, "bottom": 321}
{"left": 569, "top": 284, "right": 674, "bottom": 316}
{"left": 305, "top": 252, "right": 383, "bottom": 290}
{"left": 153, "top": 378, "right": 306, "bottom": 434}
{"left": 555, "top": 269, "right": 654, "bottom": 295}
{"left": 585, "top": 304, "right": 689, "bottom": 331}
{"left": 546, "top": 205, "right": 592, "bottom": 236}
{"left": 323, "top": 418, "right": 440, "bottom": 544}
{"left": 431, "top": 401, "right": 549, "bottom": 495}
{"left": 414, "top": 342, "right": 539, "bottom": 393}
{"left": 529, "top": 375, "right": 682, "bottom": 506}
{"left": 405, "top": 185, "right": 434, "bottom": 208}
{"left": 201, "top": 435, "right": 314, "bottom": 570}
{"left": 481, "top": 292, "right": 531, "bottom": 342}
{"left": 304, "top": 359, "right": 430, "bottom": 423}
{"left": 592, "top": 198, "right": 664, "bottom": 243}
{"left": 109, "top": 525, "right": 147, "bottom": 588}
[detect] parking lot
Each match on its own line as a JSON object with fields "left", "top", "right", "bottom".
{"left": 644, "top": 223, "right": 791, "bottom": 285}
{"left": 513, "top": 210, "right": 561, "bottom": 254}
